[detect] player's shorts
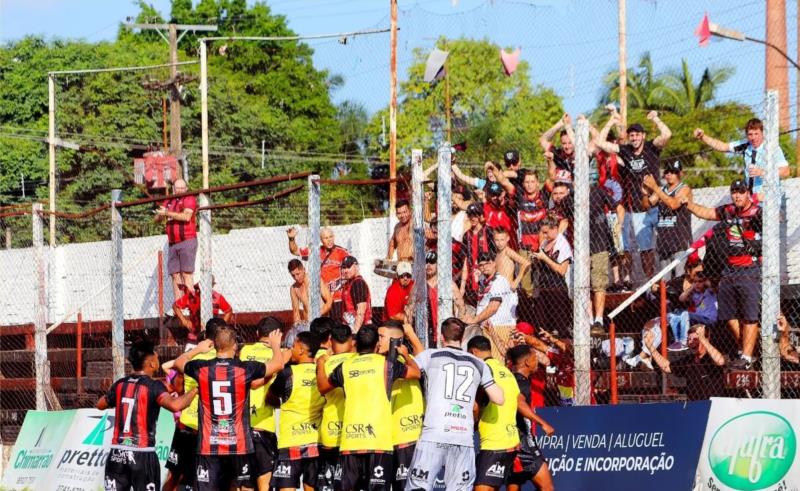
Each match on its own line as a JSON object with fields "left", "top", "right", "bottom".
{"left": 405, "top": 440, "right": 475, "bottom": 491}
{"left": 165, "top": 427, "right": 197, "bottom": 485}
{"left": 104, "top": 448, "right": 161, "bottom": 491}
{"left": 195, "top": 454, "right": 254, "bottom": 491}
{"left": 271, "top": 457, "right": 319, "bottom": 490}
{"left": 393, "top": 443, "right": 415, "bottom": 487}
{"left": 508, "top": 446, "right": 546, "bottom": 485}
{"left": 623, "top": 208, "right": 658, "bottom": 252}
{"left": 338, "top": 452, "right": 394, "bottom": 491}
{"left": 475, "top": 449, "right": 516, "bottom": 488}
{"left": 252, "top": 429, "right": 278, "bottom": 477}
{"left": 317, "top": 447, "right": 341, "bottom": 491}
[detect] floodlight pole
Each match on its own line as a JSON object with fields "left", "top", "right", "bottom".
{"left": 48, "top": 75, "right": 56, "bottom": 246}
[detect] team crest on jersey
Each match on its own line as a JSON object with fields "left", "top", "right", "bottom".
{"left": 197, "top": 464, "right": 210, "bottom": 483}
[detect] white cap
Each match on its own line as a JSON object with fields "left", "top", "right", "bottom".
{"left": 396, "top": 261, "right": 413, "bottom": 277}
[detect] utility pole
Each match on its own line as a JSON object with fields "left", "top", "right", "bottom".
{"left": 797, "top": 0, "right": 799, "bottom": 176}
{"left": 127, "top": 22, "right": 217, "bottom": 174}
{"left": 618, "top": 0, "right": 628, "bottom": 131}
{"left": 765, "top": 0, "right": 789, "bottom": 129}
{"left": 389, "top": 0, "right": 398, "bottom": 219}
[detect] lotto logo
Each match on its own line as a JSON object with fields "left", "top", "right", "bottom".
{"left": 196, "top": 465, "right": 210, "bottom": 483}
{"left": 486, "top": 463, "right": 505, "bottom": 478}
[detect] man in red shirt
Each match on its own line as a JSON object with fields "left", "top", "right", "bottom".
{"left": 155, "top": 179, "right": 197, "bottom": 302}
{"left": 482, "top": 180, "right": 518, "bottom": 250}
{"left": 384, "top": 261, "right": 414, "bottom": 322}
{"left": 173, "top": 277, "right": 233, "bottom": 342}
{"left": 287, "top": 226, "right": 350, "bottom": 322}
{"left": 340, "top": 256, "right": 372, "bottom": 331}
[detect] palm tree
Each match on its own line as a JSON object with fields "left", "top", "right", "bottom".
{"left": 601, "top": 52, "right": 668, "bottom": 110}
{"left": 658, "top": 59, "right": 735, "bottom": 115}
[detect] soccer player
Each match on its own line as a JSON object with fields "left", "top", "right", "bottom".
{"left": 310, "top": 316, "right": 336, "bottom": 358}
{"left": 406, "top": 317, "right": 504, "bottom": 491}
{"left": 317, "top": 326, "right": 421, "bottom": 491}
{"left": 174, "top": 323, "right": 284, "bottom": 491}
{"left": 163, "top": 318, "right": 223, "bottom": 491}
{"left": 377, "top": 320, "right": 425, "bottom": 489}
{"left": 97, "top": 341, "right": 198, "bottom": 491}
{"left": 506, "top": 345, "right": 555, "bottom": 491}
{"left": 467, "top": 336, "right": 520, "bottom": 491}
{"left": 239, "top": 317, "right": 283, "bottom": 491}
{"left": 267, "top": 332, "right": 327, "bottom": 491}
{"left": 317, "top": 325, "right": 356, "bottom": 491}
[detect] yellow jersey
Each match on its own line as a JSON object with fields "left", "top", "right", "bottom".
{"left": 478, "top": 358, "right": 520, "bottom": 451}
{"left": 239, "top": 342, "right": 275, "bottom": 432}
{"left": 178, "top": 349, "right": 217, "bottom": 430}
{"left": 320, "top": 352, "right": 356, "bottom": 448}
{"left": 391, "top": 356, "right": 424, "bottom": 447}
{"left": 271, "top": 363, "right": 325, "bottom": 450}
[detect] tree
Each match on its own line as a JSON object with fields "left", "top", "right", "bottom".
{"left": 658, "top": 60, "right": 735, "bottom": 115}
{"left": 365, "top": 38, "right": 564, "bottom": 170}
{"left": 601, "top": 52, "right": 668, "bottom": 111}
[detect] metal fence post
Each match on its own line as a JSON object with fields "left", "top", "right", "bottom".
{"left": 411, "top": 149, "right": 428, "bottom": 346}
{"left": 32, "top": 203, "right": 49, "bottom": 410}
{"left": 111, "top": 190, "right": 125, "bottom": 380}
{"left": 761, "top": 90, "right": 781, "bottom": 399}
{"left": 308, "top": 175, "right": 321, "bottom": 320}
{"left": 573, "top": 119, "right": 592, "bottom": 406}
{"left": 436, "top": 143, "right": 453, "bottom": 336}
{"left": 198, "top": 193, "right": 213, "bottom": 329}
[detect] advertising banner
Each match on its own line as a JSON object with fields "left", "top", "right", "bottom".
{"left": 536, "top": 401, "right": 711, "bottom": 491}
{"left": 694, "top": 398, "right": 799, "bottom": 491}
{"left": 2, "top": 408, "right": 176, "bottom": 491}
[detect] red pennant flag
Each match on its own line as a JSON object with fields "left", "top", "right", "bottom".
{"left": 695, "top": 13, "right": 711, "bottom": 47}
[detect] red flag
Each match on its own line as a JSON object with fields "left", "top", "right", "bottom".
{"left": 695, "top": 13, "right": 711, "bottom": 47}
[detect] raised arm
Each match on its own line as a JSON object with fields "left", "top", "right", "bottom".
{"left": 506, "top": 248, "right": 532, "bottom": 290}
{"left": 647, "top": 111, "right": 672, "bottom": 148}
{"left": 681, "top": 195, "right": 718, "bottom": 221}
{"left": 695, "top": 326, "right": 726, "bottom": 367}
{"left": 486, "top": 161, "right": 515, "bottom": 195}
{"left": 693, "top": 128, "right": 731, "bottom": 153}
{"left": 540, "top": 114, "right": 567, "bottom": 152}
{"left": 451, "top": 163, "right": 483, "bottom": 188}
{"left": 174, "top": 339, "right": 215, "bottom": 373}
{"left": 595, "top": 114, "right": 622, "bottom": 155}
{"left": 286, "top": 227, "right": 302, "bottom": 257}
{"left": 159, "top": 387, "right": 199, "bottom": 412}
{"left": 644, "top": 330, "right": 671, "bottom": 373}
{"left": 320, "top": 282, "right": 333, "bottom": 316}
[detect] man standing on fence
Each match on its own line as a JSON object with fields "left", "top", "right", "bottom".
{"left": 288, "top": 226, "right": 350, "bottom": 322}
{"left": 173, "top": 276, "right": 233, "bottom": 342}
{"left": 694, "top": 119, "right": 790, "bottom": 201}
{"left": 388, "top": 200, "right": 414, "bottom": 262}
{"left": 681, "top": 179, "right": 762, "bottom": 370}
{"left": 97, "top": 341, "right": 198, "bottom": 491}
{"left": 289, "top": 258, "right": 333, "bottom": 326}
{"left": 642, "top": 161, "right": 692, "bottom": 278}
{"left": 155, "top": 179, "right": 197, "bottom": 303}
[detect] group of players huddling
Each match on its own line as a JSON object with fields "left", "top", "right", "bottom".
{"left": 97, "top": 316, "right": 556, "bottom": 491}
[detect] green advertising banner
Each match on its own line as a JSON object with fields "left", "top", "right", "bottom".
{"left": 1, "top": 408, "right": 176, "bottom": 491}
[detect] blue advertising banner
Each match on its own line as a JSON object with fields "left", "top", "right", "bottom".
{"left": 535, "top": 401, "right": 711, "bottom": 491}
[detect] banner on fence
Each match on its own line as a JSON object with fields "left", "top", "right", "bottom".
{"left": 535, "top": 401, "right": 711, "bottom": 491}
{"left": 1, "top": 408, "right": 175, "bottom": 491}
{"left": 694, "top": 397, "right": 799, "bottom": 491}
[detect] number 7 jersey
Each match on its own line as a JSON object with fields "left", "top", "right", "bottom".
{"left": 184, "top": 357, "right": 266, "bottom": 455}
{"left": 414, "top": 347, "right": 495, "bottom": 447}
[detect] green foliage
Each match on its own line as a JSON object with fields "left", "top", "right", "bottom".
{"left": 0, "top": 0, "right": 355, "bottom": 242}
{"left": 365, "top": 37, "right": 564, "bottom": 170}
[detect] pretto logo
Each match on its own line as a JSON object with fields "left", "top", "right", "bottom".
{"left": 708, "top": 411, "right": 796, "bottom": 490}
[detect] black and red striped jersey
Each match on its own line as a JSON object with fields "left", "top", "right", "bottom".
{"left": 104, "top": 375, "right": 169, "bottom": 449}
{"left": 184, "top": 357, "right": 266, "bottom": 455}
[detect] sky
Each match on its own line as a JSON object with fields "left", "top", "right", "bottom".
{"left": 1, "top": 0, "right": 798, "bottom": 122}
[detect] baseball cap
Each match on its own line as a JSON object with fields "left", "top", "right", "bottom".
{"left": 425, "top": 251, "right": 437, "bottom": 264}
{"left": 730, "top": 179, "right": 749, "bottom": 192}
{"left": 554, "top": 169, "right": 573, "bottom": 185}
{"left": 341, "top": 255, "right": 358, "bottom": 268}
{"left": 466, "top": 203, "right": 483, "bottom": 216}
{"left": 627, "top": 123, "right": 645, "bottom": 134}
{"left": 396, "top": 261, "right": 412, "bottom": 277}
{"left": 664, "top": 160, "right": 682, "bottom": 173}
{"left": 477, "top": 252, "right": 495, "bottom": 264}
{"left": 486, "top": 182, "right": 504, "bottom": 196}
{"left": 503, "top": 149, "right": 520, "bottom": 166}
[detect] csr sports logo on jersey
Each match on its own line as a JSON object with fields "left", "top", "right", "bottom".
{"left": 345, "top": 423, "right": 377, "bottom": 439}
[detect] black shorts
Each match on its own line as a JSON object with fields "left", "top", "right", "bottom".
{"left": 717, "top": 267, "right": 761, "bottom": 322}
{"left": 271, "top": 457, "right": 319, "bottom": 490}
{"left": 104, "top": 448, "right": 161, "bottom": 491}
{"left": 393, "top": 444, "right": 415, "bottom": 486}
{"left": 317, "top": 447, "right": 341, "bottom": 491}
{"left": 165, "top": 427, "right": 197, "bottom": 484}
{"left": 195, "top": 454, "right": 254, "bottom": 491}
{"left": 252, "top": 429, "right": 278, "bottom": 477}
{"left": 475, "top": 449, "right": 516, "bottom": 488}
{"left": 509, "top": 447, "right": 546, "bottom": 485}
{"left": 337, "top": 452, "right": 393, "bottom": 491}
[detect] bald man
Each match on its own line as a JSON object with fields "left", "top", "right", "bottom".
{"left": 287, "top": 226, "right": 351, "bottom": 322}
{"left": 156, "top": 179, "right": 197, "bottom": 302}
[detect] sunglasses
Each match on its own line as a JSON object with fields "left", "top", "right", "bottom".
{"left": 399, "top": 273, "right": 412, "bottom": 279}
